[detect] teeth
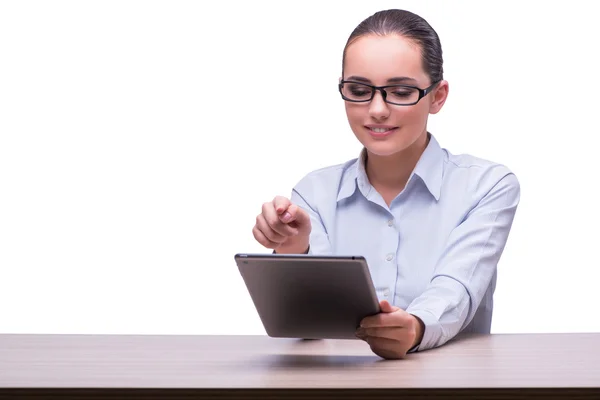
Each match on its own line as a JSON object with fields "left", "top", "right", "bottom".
{"left": 371, "top": 127, "right": 391, "bottom": 133}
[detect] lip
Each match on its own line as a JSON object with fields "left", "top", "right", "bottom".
{"left": 365, "top": 125, "right": 398, "bottom": 139}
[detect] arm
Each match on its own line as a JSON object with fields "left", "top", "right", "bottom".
{"left": 290, "top": 188, "right": 333, "bottom": 255}
{"left": 406, "top": 172, "right": 520, "bottom": 351}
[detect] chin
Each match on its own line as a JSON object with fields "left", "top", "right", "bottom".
{"left": 362, "top": 139, "right": 415, "bottom": 157}
{"left": 354, "top": 125, "right": 423, "bottom": 155}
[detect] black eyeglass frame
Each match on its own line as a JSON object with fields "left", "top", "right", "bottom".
{"left": 338, "top": 80, "right": 441, "bottom": 106}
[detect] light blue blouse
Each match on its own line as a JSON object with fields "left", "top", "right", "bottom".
{"left": 290, "top": 134, "right": 520, "bottom": 350}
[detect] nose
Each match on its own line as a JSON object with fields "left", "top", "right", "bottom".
{"left": 368, "top": 90, "right": 390, "bottom": 120}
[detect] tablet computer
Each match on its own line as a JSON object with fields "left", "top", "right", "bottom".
{"left": 234, "top": 253, "right": 380, "bottom": 340}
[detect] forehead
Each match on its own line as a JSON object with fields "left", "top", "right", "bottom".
{"left": 344, "top": 34, "right": 427, "bottom": 84}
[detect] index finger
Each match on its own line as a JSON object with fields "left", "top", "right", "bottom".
{"left": 360, "top": 311, "right": 409, "bottom": 329}
{"left": 272, "top": 196, "right": 291, "bottom": 215}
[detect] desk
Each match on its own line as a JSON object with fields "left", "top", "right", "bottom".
{"left": 0, "top": 333, "right": 598, "bottom": 399}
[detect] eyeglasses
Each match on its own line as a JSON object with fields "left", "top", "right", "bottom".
{"left": 338, "top": 80, "right": 440, "bottom": 106}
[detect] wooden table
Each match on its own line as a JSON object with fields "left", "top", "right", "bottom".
{"left": 0, "top": 333, "right": 598, "bottom": 399}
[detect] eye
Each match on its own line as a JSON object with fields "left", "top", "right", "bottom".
{"left": 391, "top": 88, "right": 416, "bottom": 99}
{"left": 351, "top": 89, "right": 370, "bottom": 96}
{"left": 390, "top": 89, "right": 413, "bottom": 98}
{"left": 349, "top": 87, "right": 370, "bottom": 97}
{"left": 345, "top": 84, "right": 372, "bottom": 98}
{"left": 387, "top": 87, "right": 418, "bottom": 102}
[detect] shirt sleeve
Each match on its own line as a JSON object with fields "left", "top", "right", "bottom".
{"left": 290, "top": 188, "right": 333, "bottom": 255}
{"left": 406, "top": 172, "right": 521, "bottom": 351}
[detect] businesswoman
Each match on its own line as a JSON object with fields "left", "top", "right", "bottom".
{"left": 251, "top": 9, "right": 520, "bottom": 359}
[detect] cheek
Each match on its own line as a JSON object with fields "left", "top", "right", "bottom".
{"left": 345, "top": 104, "right": 364, "bottom": 124}
{"left": 392, "top": 104, "right": 429, "bottom": 125}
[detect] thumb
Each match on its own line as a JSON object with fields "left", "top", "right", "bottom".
{"left": 379, "top": 300, "right": 400, "bottom": 313}
{"left": 281, "top": 204, "right": 310, "bottom": 226}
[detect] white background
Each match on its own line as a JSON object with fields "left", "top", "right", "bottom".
{"left": 1, "top": 0, "right": 598, "bottom": 335}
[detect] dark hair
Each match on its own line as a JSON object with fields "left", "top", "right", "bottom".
{"left": 342, "top": 9, "right": 443, "bottom": 83}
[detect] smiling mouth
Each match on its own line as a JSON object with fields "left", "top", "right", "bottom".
{"left": 366, "top": 126, "right": 398, "bottom": 137}
{"left": 368, "top": 127, "right": 396, "bottom": 133}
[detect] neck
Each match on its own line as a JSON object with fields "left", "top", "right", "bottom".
{"left": 365, "top": 132, "right": 430, "bottom": 191}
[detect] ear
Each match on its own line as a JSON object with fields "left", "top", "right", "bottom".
{"left": 429, "top": 80, "right": 449, "bottom": 115}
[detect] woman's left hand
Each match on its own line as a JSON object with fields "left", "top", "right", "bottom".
{"left": 356, "top": 300, "right": 424, "bottom": 359}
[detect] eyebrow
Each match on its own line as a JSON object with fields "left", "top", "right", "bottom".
{"left": 346, "top": 75, "right": 417, "bottom": 84}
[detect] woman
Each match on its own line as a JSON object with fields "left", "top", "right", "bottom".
{"left": 251, "top": 9, "right": 520, "bottom": 359}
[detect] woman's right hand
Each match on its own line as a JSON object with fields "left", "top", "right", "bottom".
{"left": 252, "top": 196, "right": 312, "bottom": 254}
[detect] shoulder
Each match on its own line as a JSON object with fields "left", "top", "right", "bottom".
{"left": 293, "top": 158, "right": 357, "bottom": 192}
{"left": 442, "top": 149, "right": 520, "bottom": 204}
{"left": 290, "top": 157, "right": 359, "bottom": 210}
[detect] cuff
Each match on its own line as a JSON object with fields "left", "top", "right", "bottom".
{"left": 406, "top": 309, "right": 445, "bottom": 352}
{"left": 273, "top": 245, "right": 310, "bottom": 255}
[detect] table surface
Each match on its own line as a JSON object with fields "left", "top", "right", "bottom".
{"left": 1, "top": 332, "right": 599, "bottom": 389}
{"left": 0, "top": 333, "right": 600, "bottom": 388}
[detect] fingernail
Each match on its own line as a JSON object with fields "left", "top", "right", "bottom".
{"left": 281, "top": 212, "right": 292, "bottom": 222}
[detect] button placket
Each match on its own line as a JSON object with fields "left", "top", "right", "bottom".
{"left": 382, "top": 211, "right": 398, "bottom": 303}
